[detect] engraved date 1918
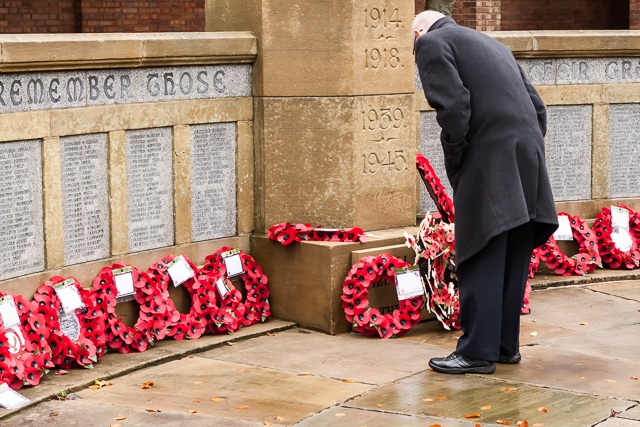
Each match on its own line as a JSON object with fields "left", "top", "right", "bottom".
{"left": 362, "top": 150, "right": 408, "bottom": 174}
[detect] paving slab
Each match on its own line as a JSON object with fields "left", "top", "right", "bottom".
{"left": 486, "top": 344, "right": 640, "bottom": 401}
{"left": 531, "top": 270, "right": 640, "bottom": 289}
{"left": 588, "top": 281, "right": 640, "bottom": 302}
{"left": 77, "top": 356, "right": 373, "bottom": 425}
{"left": 347, "top": 371, "right": 633, "bottom": 427}
{"left": 294, "top": 406, "right": 492, "bottom": 427}
{"left": 2, "top": 398, "right": 266, "bottom": 427}
{"left": 201, "top": 328, "right": 444, "bottom": 385}
{"left": 523, "top": 287, "right": 640, "bottom": 331}
{"left": 596, "top": 417, "right": 640, "bottom": 426}
{"left": 621, "top": 405, "right": 640, "bottom": 421}
{"left": 1, "top": 319, "right": 295, "bottom": 420}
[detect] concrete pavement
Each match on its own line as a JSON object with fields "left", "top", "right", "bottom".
{"left": 2, "top": 280, "right": 640, "bottom": 426}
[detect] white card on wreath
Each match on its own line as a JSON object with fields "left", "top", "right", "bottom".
{"left": 553, "top": 215, "right": 573, "bottom": 241}
{"left": 222, "top": 249, "right": 244, "bottom": 277}
{"left": 54, "top": 279, "right": 85, "bottom": 313}
{"left": 167, "top": 255, "right": 194, "bottom": 287}
{"left": 113, "top": 267, "right": 135, "bottom": 298}
{"left": 0, "top": 383, "right": 30, "bottom": 409}
{"left": 395, "top": 268, "right": 425, "bottom": 301}
{"left": 611, "top": 206, "right": 633, "bottom": 252}
{"left": 611, "top": 206, "right": 630, "bottom": 229}
{"left": 215, "top": 277, "right": 230, "bottom": 299}
{"left": 0, "top": 296, "right": 21, "bottom": 329}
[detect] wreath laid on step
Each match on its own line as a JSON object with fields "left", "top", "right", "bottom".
{"left": 342, "top": 253, "right": 423, "bottom": 339}
{"left": 268, "top": 223, "right": 366, "bottom": 245}
{"left": 592, "top": 205, "right": 640, "bottom": 269}
{"left": 33, "top": 277, "right": 105, "bottom": 369}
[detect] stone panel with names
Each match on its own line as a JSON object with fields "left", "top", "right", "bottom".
{"left": 545, "top": 106, "right": 593, "bottom": 201}
{"left": 190, "top": 123, "right": 237, "bottom": 242}
{"left": 518, "top": 58, "right": 640, "bottom": 85}
{"left": 0, "top": 140, "right": 44, "bottom": 281}
{"left": 419, "top": 112, "right": 452, "bottom": 213}
{"left": 61, "top": 134, "right": 110, "bottom": 265}
{"left": 126, "top": 128, "right": 174, "bottom": 252}
{"left": 609, "top": 104, "right": 640, "bottom": 198}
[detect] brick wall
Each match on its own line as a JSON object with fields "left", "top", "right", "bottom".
{"left": 630, "top": 0, "right": 640, "bottom": 28}
{"left": 0, "top": 0, "right": 77, "bottom": 33}
{"left": 0, "top": 0, "right": 205, "bottom": 33}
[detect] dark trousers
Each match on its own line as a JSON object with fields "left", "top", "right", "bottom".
{"left": 455, "top": 221, "right": 536, "bottom": 361}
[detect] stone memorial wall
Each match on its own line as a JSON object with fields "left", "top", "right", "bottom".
{"left": 609, "top": 104, "right": 640, "bottom": 198}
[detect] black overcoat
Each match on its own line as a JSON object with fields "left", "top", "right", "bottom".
{"left": 415, "top": 17, "right": 558, "bottom": 264}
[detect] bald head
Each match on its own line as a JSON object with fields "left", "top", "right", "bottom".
{"left": 412, "top": 10, "right": 446, "bottom": 43}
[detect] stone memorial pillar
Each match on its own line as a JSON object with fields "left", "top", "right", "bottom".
{"left": 207, "top": 0, "right": 418, "bottom": 333}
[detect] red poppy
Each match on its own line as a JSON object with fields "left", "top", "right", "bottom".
{"left": 377, "top": 318, "right": 394, "bottom": 339}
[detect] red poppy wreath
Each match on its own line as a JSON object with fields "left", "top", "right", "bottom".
{"left": 91, "top": 264, "right": 153, "bottom": 353}
{"left": 342, "top": 254, "right": 423, "bottom": 339}
{"left": 33, "top": 276, "right": 106, "bottom": 369}
{"left": 0, "top": 292, "right": 53, "bottom": 390}
{"left": 536, "top": 213, "right": 602, "bottom": 276}
{"left": 268, "top": 223, "right": 366, "bottom": 245}
{"left": 145, "top": 254, "right": 213, "bottom": 341}
{"left": 592, "top": 205, "right": 640, "bottom": 269}
{"left": 198, "top": 247, "right": 271, "bottom": 333}
{"left": 416, "top": 153, "right": 455, "bottom": 223}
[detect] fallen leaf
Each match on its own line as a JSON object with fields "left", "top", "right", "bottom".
{"left": 88, "top": 385, "right": 101, "bottom": 390}
{"left": 436, "top": 379, "right": 446, "bottom": 383}
{"left": 538, "top": 407, "right": 548, "bottom": 413}
{"left": 476, "top": 425, "right": 483, "bottom": 427}
{"left": 145, "top": 409, "right": 157, "bottom": 412}
{"left": 517, "top": 421, "right": 529, "bottom": 427}
{"left": 427, "top": 369, "right": 437, "bottom": 374}
{"left": 194, "top": 381, "right": 204, "bottom": 384}
{"left": 342, "top": 379, "right": 355, "bottom": 383}
{"left": 210, "top": 397, "right": 226, "bottom": 402}
{"left": 429, "top": 425, "right": 443, "bottom": 427}
{"left": 435, "top": 396, "right": 447, "bottom": 401}
{"left": 501, "top": 387, "right": 519, "bottom": 392}
{"left": 605, "top": 379, "right": 616, "bottom": 383}
{"left": 110, "top": 424, "right": 123, "bottom": 427}
{"left": 188, "top": 356, "right": 194, "bottom": 358}
{"left": 236, "top": 406, "right": 250, "bottom": 411}
{"left": 580, "top": 376, "right": 586, "bottom": 379}
{"left": 496, "top": 421, "right": 511, "bottom": 425}
{"left": 275, "top": 416, "right": 284, "bottom": 421}
{"left": 263, "top": 423, "right": 273, "bottom": 426}
{"left": 579, "top": 321, "right": 590, "bottom": 326}
{"left": 140, "top": 381, "right": 155, "bottom": 389}
{"left": 237, "top": 368, "right": 246, "bottom": 372}
{"left": 633, "top": 377, "right": 639, "bottom": 380}
{"left": 481, "top": 405, "right": 492, "bottom": 410}
{"left": 422, "top": 398, "right": 434, "bottom": 402}
{"left": 611, "top": 409, "right": 621, "bottom": 417}
{"left": 374, "top": 403, "right": 384, "bottom": 407}
{"left": 463, "top": 413, "right": 481, "bottom": 418}
{"left": 115, "top": 416, "right": 126, "bottom": 420}
{"left": 529, "top": 331, "right": 538, "bottom": 337}
{"left": 188, "top": 410, "right": 197, "bottom": 414}
{"left": 49, "top": 412, "right": 59, "bottom": 417}
{"left": 193, "top": 399, "right": 200, "bottom": 403}
{"left": 335, "top": 413, "right": 346, "bottom": 418}
{"left": 55, "top": 370, "right": 68, "bottom": 376}
{"left": 533, "top": 424, "right": 544, "bottom": 426}
{"left": 266, "top": 332, "right": 276, "bottom": 336}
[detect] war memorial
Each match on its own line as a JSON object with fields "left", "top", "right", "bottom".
{"left": 0, "top": 0, "right": 638, "bottom": 425}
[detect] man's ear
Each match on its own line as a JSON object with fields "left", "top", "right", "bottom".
{"left": 414, "top": 29, "right": 422, "bottom": 38}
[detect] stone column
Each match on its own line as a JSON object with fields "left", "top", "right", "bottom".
{"left": 206, "top": 0, "right": 417, "bottom": 233}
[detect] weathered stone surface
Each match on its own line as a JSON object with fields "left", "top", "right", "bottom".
{"left": 545, "top": 105, "right": 593, "bottom": 201}
{"left": 0, "top": 140, "right": 44, "bottom": 281}
{"left": 588, "top": 280, "right": 640, "bottom": 301}
{"left": 190, "top": 122, "right": 237, "bottom": 242}
{"left": 126, "top": 127, "right": 174, "bottom": 253}
{"left": 0, "top": 65, "right": 251, "bottom": 114}
{"left": 608, "top": 104, "right": 640, "bottom": 198}
{"left": 60, "top": 133, "right": 110, "bottom": 265}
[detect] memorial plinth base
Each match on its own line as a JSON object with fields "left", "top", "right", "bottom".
{"left": 251, "top": 227, "right": 420, "bottom": 335}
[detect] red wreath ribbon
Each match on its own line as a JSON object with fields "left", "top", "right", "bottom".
{"left": 416, "top": 153, "right": 455, "bottom": 223}
{"left": 91, "top": 264, "right": 153, "bottom": 354}
{"left": 33, "top": 277, "right": 105, "bottom": 369}
{"left": 536, "top": 213, "right": 602, "bottom": 276}
{"left": 592, "top": 205, "right": 640, "bottom": 269}
{"left": 268, "top": 223, "right": 366, "bottom": 245}
{"left": 198, "top": 247, "right": 271, "bottom": 334}
{"left": 0, "top": 292, "right": 53, "bottom": 389}
{"left": 342, "top": 254, "right": 423, "bottom": 339}
{"left": 145, "top": 254, "right": 213, "bottom": 341}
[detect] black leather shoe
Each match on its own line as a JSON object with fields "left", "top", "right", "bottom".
{"left": 429, "top": 352, "right": 496, "bottom": 374}
{"left": 498, "top": 352, "right": 521, "bottom": 364}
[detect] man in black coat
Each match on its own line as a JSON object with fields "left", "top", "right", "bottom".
{"left": 413, "top": 11, "right": 558, "bottom": 374}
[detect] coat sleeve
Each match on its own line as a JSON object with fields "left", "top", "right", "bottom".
{"left": 415, "top": 36, "right": 470, "bottom": 166}
{"left": 518, "top": 63, "right": 547, "bottom": 137}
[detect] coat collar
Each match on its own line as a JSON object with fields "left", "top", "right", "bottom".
{"left": 428, "top": 16, "right": 457, "bottom": 33}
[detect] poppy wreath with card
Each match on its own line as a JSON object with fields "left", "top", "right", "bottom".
{"left": 268, "top": 222, "right": 367, "bottom": 245}
{"left": 342, "top": 253, "right": 423, "bottom": 339}
{"left": 592, "top": 205, "right": 640, "bottom": 269}
{"left": 416, "top": 153, "right": 455, "bottom": 223}
{"left": 537, "top": 212, "right": 602, "bottom": 276}
{"left": 144, "top": 254, "right": 214, "bottom": 341}
{"left": 0, "top": 292, "right": 53, "bottom": 390}
{"left": 32, "top": 277, "right": 106, "bottom": 369}
{"left": 198, "top": 247, "right": 271, "bottom": 333}
{"left": 91, "top": 264, "right": 154, "bottom": 353}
